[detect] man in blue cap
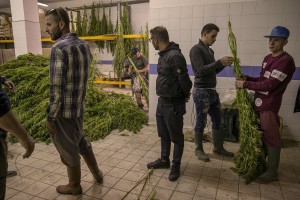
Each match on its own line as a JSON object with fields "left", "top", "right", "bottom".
{"left": 130, "top": 47, "right": 149, "bottom": 109}
{"left": 235, "top": 26, "right": 296, "bottom": 183}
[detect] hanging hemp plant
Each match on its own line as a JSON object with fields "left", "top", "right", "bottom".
{"left": 139, "top": 23, "right": 149, "bottom": 59}
{"left": 100, "top": 3, "right": 108, "bottom": 51}
{"left": 121, "top": 4, "right": 133, "bottom": 56}
{"left": 70, "top": 11, "right": 75, "bottom": 33}
{"left": 113, "top": 4, "right": 126, "bottom": 80}
{"left": 81, "top": 5, "right": 88, "bottom": 36}
{"left": 95, "top": 2, "right": 102, "bottom": 51}
{"left": 88, "top": 3, "right": 97, "bottom": 36}
{"left": 228, "top": 21, "right": 266, "bottom": 184}
{"left": 76, "top": 10, "right": 83, "bottom": 36}
{"left": 106, "top": 1, "right": 115, "bottom": 54}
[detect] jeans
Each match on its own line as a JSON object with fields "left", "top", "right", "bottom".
{"left": 193, "top": 88, "right": 221, "bottom": 132}
{"left": 156, "top": 98, "right": 186, "bottom": 166}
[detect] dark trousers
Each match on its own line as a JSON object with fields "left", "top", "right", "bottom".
{"left": 156, "top": 98, "right": 186, "bottom": 166}
{"left": 0, "top": 130, "right": 7, "bottom": 200}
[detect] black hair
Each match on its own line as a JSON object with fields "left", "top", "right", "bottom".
{"left": 150, "top": 26, "right": 169, "bottom": 43}
{"left": 201, "top": 23, "right": 219, "bottom": 36}
{"left": 46, "top": 7, "right": 70, "bottom": 29}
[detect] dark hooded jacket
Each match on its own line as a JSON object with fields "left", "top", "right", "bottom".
{"left": 156, "top": 42, "right": 192, "bottom": 103}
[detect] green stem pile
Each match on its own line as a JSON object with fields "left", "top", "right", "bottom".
{"left": 1, "top": 53, "right": 148, "bottom": 144}
{"left": 228, "top": 21, "right": 266, "bottom": 184}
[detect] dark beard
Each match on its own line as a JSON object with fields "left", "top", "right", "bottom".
{"left": 52, "top": 28, "right": 63, "bottom": 40}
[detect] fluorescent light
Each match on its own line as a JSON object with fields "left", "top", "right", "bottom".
{"left": 37, "top": 2, "right": 48, "bottom": 7}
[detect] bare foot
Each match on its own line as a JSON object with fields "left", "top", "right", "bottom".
{"left": 23, "top": 136, "right": 35, "bottom": 158}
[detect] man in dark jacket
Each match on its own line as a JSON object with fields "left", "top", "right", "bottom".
{"left": 147, "top": 26, "right": 192, "bottom": 181}
{"left": 189, "top": 23, "right": 234, "bottom": 162}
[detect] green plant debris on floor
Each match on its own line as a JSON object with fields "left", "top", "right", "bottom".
{"left": 1, "top": 53, "right": 148, "bottom": 144}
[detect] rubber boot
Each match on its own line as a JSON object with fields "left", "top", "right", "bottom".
{"left": 82, "top": 149, "right": 103, "bottom": 183}
{"left": 56, "top": 166, "right": 82, "bottom": 195}
{"left": 194, "top": 131, "right": 209, "bottom": 162}
{"left": 6, "top": 170, "right": 17, "bottom": 178}
{"left": 255, "top": 147, "right": 280, "bottom": 184}
{"left": 135, "top": 92, "right": 144, "bottom": 109}
{"left": 212, "top": 129, "right": 234, "bottom": 157}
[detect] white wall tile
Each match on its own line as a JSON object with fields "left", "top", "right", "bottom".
{"left": 241, "top": 28, "right": 255, "bottom": 41}
{"left": 170, "top": 19, "right": 181, "bottom": 31}
{"left": 169, "top": 7, "right": 181, "bottom": 19}
{"left": 181, "top": 6, "right": 193, "bottom": 18}
{"left": 192, "top": 18, "right": 204, "bottom": 30}
{"left": 192, "top": 30, "right": 201, "bottom": 44}
{"left": 293, "top": 53, "right": 300, "bottom": 66}
{"left": 181, "top": 30, "right": 192, "bottom": 42}
{"left": 193, "top": 5, "right": 204, "bottom": 18}
{"left": 295, "top": 40, "right": 300, "bottom": 54}
{"left": 285, "top": 0, "right": 300, "bottom": 13}
{"left": 149, "top": 19, "right": 159, "bottom": 30}
{"left": 241, "top": 15, "right": 256, "bottom": 28}
{"left": 284, "top": 13, "right": 300, "bottom": 29}
{"left": 229, "top": 2, "right": 243, "bottom": 16}
{"left": 268, "top": 14, "right": 286, "bottom": 28}
{"left": 159, "top": 19, "right": 170, "bottom": 30}
{"left": 271, "top": 0, "right": 286, "bottom": 14}
{"left": 204, "top": 4, "right": 217, "bottom": 17}
{"left": 255, "top": 0, "right": 272, "bottom": 15}
{"left": 180, "top": 41, "right": 192, "bottom": 53}
{"left": 216, "top": 3, "right": 230, "bottom": 17}
{"left": 216, "top": 28, "right": 228, "bottom": 41}
{"left": 150, "top": 8, "right": 160, "bottom": 20}
{"left": 251, "top": 54, "right": 265, "bottom": 66}
{"left": 203, "top": 17, "right": 216, "bottom": 25}
{"left": 181, "top": 18, "right": 193, "bottom": 30}
{"left": 242, "top": 1, "right": 256, "bottom": 15}
{"left": 252, "top": 41, "right": 269, "bottom": 54}
{"left": 239, "top": 54, "right": 252, "bottom": 66}
{"left": 253, "top": 27, "right": 270, "bottom": 41}
{"left": 169, "top": 30, "right": 181, "bottom": 42}
{"left": 255, "top": 15, "right": 270, "bottom": 28}
{"left": 214, "top": 40, "right": 230, "bottom": 55}
{"left": 159, "top": 7, "right": 170, "bottom": 20}
{"left": 285, "top": 41, "right": 296, "bottom": 55}
{"left": 229, "top": 16, "right": 242, "bottom": 29}
{"left": 216, "top": 16, "right": 229, "bottom": 29}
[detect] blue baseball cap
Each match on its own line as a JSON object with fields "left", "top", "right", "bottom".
{"left": 264, "top": 26, "right": 290, "bottom": 40}
{"left": 132, "top": 47, "right": 139, "bottom": 54}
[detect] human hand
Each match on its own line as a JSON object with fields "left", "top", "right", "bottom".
{"left": 235, "top": 80, "right": 244, "bottom": 89}
{"left": 236, "top": 74, "right": 247, "bottom": 80}
{"left": 46, "top": 120, "right": 56, "bottom": 135}
{"left": 20, "top": 136, "right": 35, "bottom": 159}
{"left": 220, "top": 56, "right": 233, "bottom": 66}
{"left": 4, "top": 80, "right": 15, "bottom": 92}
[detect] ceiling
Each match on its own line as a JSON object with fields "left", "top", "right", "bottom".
{"left": 0, "top": 0, "right": 146, "bottom": 9}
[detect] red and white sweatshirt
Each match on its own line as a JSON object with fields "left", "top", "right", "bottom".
{"left": 243, "top": 52, "right": 296, "bottom": 114}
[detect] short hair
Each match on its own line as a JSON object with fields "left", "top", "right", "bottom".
{"left": 201, "top": 23, "right": 219, "bottom": 36}
{"left": 46, "top": 7, "right": 70, "bottom": 29}
{"left": 150, "top": 26, "right": 169, "bottom": 43}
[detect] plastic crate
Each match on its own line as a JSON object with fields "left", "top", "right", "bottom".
{"left": 220, "top": 108, "right": 239, "bottom": 142}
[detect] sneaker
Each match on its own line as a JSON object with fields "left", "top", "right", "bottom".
{"left": 147, "top": 158, "right": 170, "bottom": 169}
{"left": 169, "top": 164, "right": 180, "bottom": 181}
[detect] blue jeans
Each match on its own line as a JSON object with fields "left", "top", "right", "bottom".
{"left": 193, "top": 89, "right": 221, "bottom": 132}
{"left": 156, "top": 98, "right": 186, "bottom": 166}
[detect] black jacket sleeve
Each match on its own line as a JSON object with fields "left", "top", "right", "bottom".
{"left": 171, "top": 54, "right": 192, "bottom": 98}
{"left": 189, "top": 45, "right": 224, "bottom": 76}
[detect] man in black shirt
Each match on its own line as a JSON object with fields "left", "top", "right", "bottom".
{"left": 147, "top": 26, "right": 192, "bottom": 181}
{"left": 189, "top": 23, "right": 234, "bottom": 162}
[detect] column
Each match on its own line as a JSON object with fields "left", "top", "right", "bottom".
{"left": 10, "top": 0, "right": 42, "bottom": 57}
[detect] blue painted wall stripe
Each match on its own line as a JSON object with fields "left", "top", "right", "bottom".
{"left": 149, "top": 64, "right": 300, "bottom": 80}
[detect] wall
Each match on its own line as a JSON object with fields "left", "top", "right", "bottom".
{"left": 148, "top": 0, "right": 300, "bottom": 141}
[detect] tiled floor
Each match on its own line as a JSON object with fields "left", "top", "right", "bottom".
{"left": 5, "top": 125, "right": 300, "bottom": 200}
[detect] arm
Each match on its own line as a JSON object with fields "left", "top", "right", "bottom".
{"left": 243, "top": 59, "right": 294, "bottom": 92}
{"left": 47, "top": 47, "right": 65, "bottom": 121}
{"left": 138, "top": 56, "right": 149, "bottom": 73}
{"left": 172, "top": 55, "right": 192, "bottom": 98}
